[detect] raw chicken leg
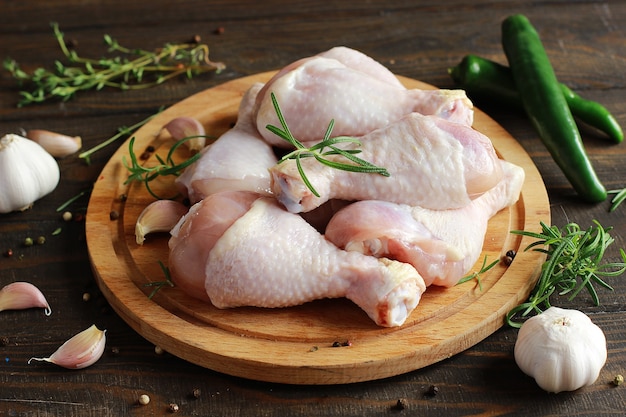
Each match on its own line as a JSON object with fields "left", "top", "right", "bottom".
{"left": 168, "top": 191, "right": 426, "bottom": 327}
{"left": 175, "top": 83, "right": 277, "bottom": 204}
{"left": 270, "top": 112, "right": 503, "bottom": 213}
{"left": 255, "top": 48, "right": 473, "bottom": 147}
{"left": 325, "top": 160, "right": 525, "bottom": 287}
{"left": 318, "top": 46, "right": 405, "bottom": 88}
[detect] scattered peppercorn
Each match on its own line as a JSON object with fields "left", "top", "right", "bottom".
{"left": 23, "top": 237, "right": 33, "bottom": 247}
{"left": 62, "top": 211, "right": 73, "bottom": 221}
{"left": 332, "top": 340, "right": 352, "bottom": 347}
{"left": 392, "top": 398, "right": 408, "bottom": 411}
{"left": 111, "top": 347, "right": 120, "bottom": 355}
{"left": 424, "top": 385, "right": 439, "bottom": 397}
{"left": 309, "top": 346, "right": 319, "bottom": 352}
{"left": 506, "top": 249, "right": 517, "bottom": 258}
{"left": 168, "top": 403, "right": 179, "bottom": 413}
{"left": 613, "top": 374, "right": 624, "bottom": 386}
{"left": 82, "top": 292, "right": 91, "bottom": 302}
{"left": 191, "top": 388, "right": 201, "bottom": 399}
{"left": 138, "top": 394, "right": 150, "bottom": 405}
{"left": 119, "top": 193, "right": 128, "bottom": 202}
{"left": 214, "top": 27, "right": 225, "bottom": 35}
{"left": 0, "top": 336, "right": 10, "bottom": 346}
{"left": 154, "top": 345, "right": 164, "bottom": 355}
{"left": 109, "top": 210, "right": 119, "bottom": 221}
{"left": 36, "top": 236, "right": 45, "bottom": 245}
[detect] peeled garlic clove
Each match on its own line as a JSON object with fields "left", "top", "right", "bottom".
{"left": 135, "top": 200, "right": 188, "bottom": 245}
{"left": 0, "top": 134, "right": 60, "bottom": 213}
{"left": 0, "top": 282, "right": 51, "bottom": 315}
{"left": 163, "top": 116, "right": 206, "bottom": 152}
{"left": 28, "top": 324, "right": 106, "bottom": 369}
{"left": 26, "top": 129, "right": 82, "bottom": 158}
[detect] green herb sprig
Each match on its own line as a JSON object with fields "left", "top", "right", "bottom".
{"left": 144, "top": 261, "right": 175, "bottom": 299}
{"left": 266, "top": 92, "right": 390, "bottom": 197}
{"left": 456, "top": 255, "right": 499, "bottom": 290}
{"left": 3, "top": 22, "right": 224, "bottom": 107}
{"left": 506, "top": 221, "right": 626, "bottom": 328}
{"left": 79, "top": 109, "right": 162, "bottom": 165}
{"left": 608, "top": 188, "right": 626, "bottom": 212}
{"left": 123, "top": 136, "right": 203, "bottom": 199}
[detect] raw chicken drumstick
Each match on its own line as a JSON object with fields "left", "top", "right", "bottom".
{"left": 270, "top": 112, "right": 503, "bottom": 213}
{"left": 325, "top": 160, "right": 525, "bottom": 287}
{"left": 175, "top": 83, "right": 277, "bottom": 204}
{"left": 168, "top": 190, "right": 426, "bottom": 327}
{"left": 254, "top": 47, "right": 473, "bottom": 148}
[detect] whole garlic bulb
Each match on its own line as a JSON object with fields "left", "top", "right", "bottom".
{"left": 514, "top": 306, "right": 607, "bottom": 393}
{"left": 0, "top": 134, "right": 60, "bottom": 213}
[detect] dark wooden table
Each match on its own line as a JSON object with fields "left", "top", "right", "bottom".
{"left": 2, "top": 1, "right": 626, "bottom": 416}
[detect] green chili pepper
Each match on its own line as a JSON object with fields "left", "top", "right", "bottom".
{"left": 449, "top": 54, "right": 623, "bottom": 143}
{"left": 501, "top": 14, "right": 607, "bottom": 203}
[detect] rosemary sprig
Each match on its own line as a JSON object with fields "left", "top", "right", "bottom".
{"left": 123, "top": 135, "right": 203, "bottom": 199}
{"left": 456, "top": 255, "right": 499, "bottom": 290}
{"left": 3, "top": 22, "right": 224, "bottom": 107}
{"left": 266, "top": 92, "right": 390, "bottom": 197}
{"left": 506, "top": 220, "right": 626, "bottom": 328}
{"left": 608, "top": 188, "right": 626, "bottom": 212}
{"left": 78, "top": 109, "right": 162, "bottom": 164}
{"left": 144, "top": 261, "right": 175, "bottom": 299}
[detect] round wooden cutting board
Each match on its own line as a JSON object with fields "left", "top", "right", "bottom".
{"left": 85, "top": 72, "right": 550, "bottom": 385}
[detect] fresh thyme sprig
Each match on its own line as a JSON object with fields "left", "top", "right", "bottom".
{"left": 144, "top": 261, "right": 175, "bottom": 299}
{"left": 456, "top": 255, "right": 499, "bottom": 290}
{"left": 79, "top": 109, "right": 162, "bottom": 165}
{"left": 266, "top": 92, "right": 390, "bottom": 197}
{"left": 123, "top": 135, "right": 203, "bottom": 199}
{"left": 506, "top": 220, "right": 626, "bottom": 328}
{"left": 3, "top": 22, "right": 225, "bottom": 107}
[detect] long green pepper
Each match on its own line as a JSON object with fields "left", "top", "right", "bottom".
{"left": 502, "top": 14, "right": 607, "bottom": 203}
{"left": 448, "top": 54, "right": 623, "bottom": 143}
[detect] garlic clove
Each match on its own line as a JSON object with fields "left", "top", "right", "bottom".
{"left": 25, "top": 129, "right": 82, "bottom": 158}
{"left": 0, "top": 282, "right": 52, "bottom": 315}
{"left": 28, "top": 324, "right": 106, "bottom": 369}
{"left": 163, "top": 116, "right": 206, "bottom": 152}
{"left": 0, "top": 134, "right": 60, "bottom": 213}
{"left": 135, "top": 200, "right": 188, "bottom": 245}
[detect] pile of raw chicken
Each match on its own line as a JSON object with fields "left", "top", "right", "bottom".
{"left": 164, "top": 47, "right": 525, "bottom": 327}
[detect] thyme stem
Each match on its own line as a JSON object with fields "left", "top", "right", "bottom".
{"left": 3, "top": 22, "right": 225, "bottom": 107}
{"left": 78, "top": 109, "right": 162, "bottom": 164}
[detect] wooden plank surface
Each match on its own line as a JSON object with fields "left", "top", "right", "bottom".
{"left": 1, "top": 0, "right": 626, "bottom": 415}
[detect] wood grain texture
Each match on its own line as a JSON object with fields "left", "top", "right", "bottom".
{"left": 85, "top": 72, "right": 549, "bottom": 384}
{"left": 2, "top": 0, "right": 626, "bottom": 415}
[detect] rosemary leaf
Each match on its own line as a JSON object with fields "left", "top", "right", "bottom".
{"left": 123, "top": 136, "right": 204, "bottom": 200}
{"left": 266, "top": 92, "right": 389, "bottom": 195}
{"left": 506, "top": 220, "right": 626, "bottom": 328}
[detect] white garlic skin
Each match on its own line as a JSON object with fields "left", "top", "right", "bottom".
{"left": 28, "top": 324, "right": 106, "bottom": 369}
{"left": 0, "top": 281, "right": 51, "bottom": 315}
{"left": 0, "top": 134, "right": 60, "bottom": 213}
{"left": 135, "top": 199, "right": 188, "bottom": 245}
{"left": 26, "top": 129, "right": 82, "bottom": 158}
{"left": 514, "top": 307, "right": 607, "bottom": 393}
